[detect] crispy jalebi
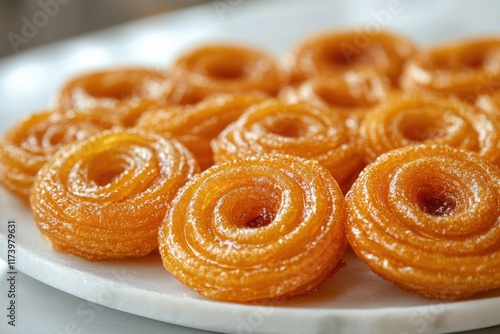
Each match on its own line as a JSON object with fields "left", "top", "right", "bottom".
{"left": 346, "top": 144, "right": 500, "bottom": 299}
{"left": 159, "top": 154, "right": 346, "bottom": 302}
{"left": 137, "top": 93, "right": 268, "bottom": 170}
{"left": 286, "top": 30, "right": 416, "bottom": 85}
{"left": 212, "top": 101, "right": 363, "bottom": 193}
{"left": 30, "top": 129, "right": 199, "bottom": 261}
{"left": 0, "top": 110, "right": 115, "bottom": 202}
{"left": 57, "top": 67, "right": 172, "bottom": 126}
{"left": 360, "top": 92, "right": 500, "bottom": 166}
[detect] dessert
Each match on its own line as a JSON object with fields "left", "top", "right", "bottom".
{"left": 171, "top": 44, "right": 287, "bottom": 98}
{"left": 30, "top": 129, "right": 199, "bottom": 261}
{"left": 137, "top": 93, "right": 268, "bottom": 170}
{"left": 0, "top": 110, "right": 115, "bottom": 202}
{"left": 400, "top": 38, "right": 500, "bottom": 102}
{"left": 346, "top": 144, "right": 500, "bottom": 299}
{"left": 212, "top": 100, "right": 364, "bottom": 193}
{"left": 56, "top": 67, "right": 172, "bottom": 126}
{"left": 359, "top": 92, "right": 500, "bottom": 166}
{"left": 279, "top": 69, "right": 389, "bottom": 129}
{"left": 159, "top": 154, "right": 347, "bottom": 302}
{"left": 286, "top": 30, "right": 416, "bottom": 85}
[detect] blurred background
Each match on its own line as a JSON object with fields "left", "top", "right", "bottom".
{"left": 0, "top": 0, "right": 210, "bottom": 59}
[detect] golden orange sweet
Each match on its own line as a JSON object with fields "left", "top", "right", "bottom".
{"left": 400, "top": 38, "right": 500, "bottom": 101}
{"left": 0, "top": 110, "right": 115, "bottom": 202}
{"left": 476, "top": 90, "right": 500, "bottom": 119}
{"left": 56, "top": 67, "right": 172, "bottom": 126}
{"left": 286, "top": 30, "right": 416, "bottom": 85}
{"left": 137, "top": 93, "right": 268, "bottom": 170}
{"left": 359, "top": 92, "right": 500, "bottom": 166}
{"left": 346, "top": 144, "right": 500, "bottom": 300}
{"left": 159, "top": 154, "right": 346, "bottom": 302}
{"left": 212, "top": 101, "right": 364, "bottom": 193}
{"left": 30, "top": 129, "right": 199, "bottom": 261}
{"left": 171, "top": 44, "right": 287, "bottom": 98}
{"left": 279, "top": 70, "right": 390, "bottom": 129}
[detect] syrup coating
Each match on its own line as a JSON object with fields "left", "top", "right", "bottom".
{"left": 400, "top": 38, "right": 500, "bottom": 101}
{"left": 279, "top": 70, "right": 390, "bottom": 129}
{"left": 360, "top": 92, "right": 500, "bottom": 166}
{"left": 286, "top": 30, "right": 416, "bottom": 85}
{"left": 57, "top": 68, "right": 172, "bottom": 126}
{"left": 137, "top": 93, "right": 268, "bottom": 170}
{"left": 212, "top": 101, "right": 364, "bottom": 193}
{"left": 30, "top": 129, "right": 199, "bottom": 261}
{"left": 2, "top": 31, "right": 499, "bottom": 303}
{"left": 171, "top": 44, "right": 287, "bottom": 98}
{"left": 0, "top": 110, "right": 115, "bottom": 202}
{"left": 346, "top": 144, "right": 500, "bottom": 300}
{"left": 476, "top": 91, "right": 500, "bottom": 120}
{"left": 159, "top": 154, "right": 347, "bottom": 302}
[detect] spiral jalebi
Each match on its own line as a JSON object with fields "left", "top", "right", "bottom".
{"left": 159, "top": 154, "right": 346, "bottom": 302}
{"left": 346, "top": 144, "right": 500, "bottom": 299}
{"left": 30, "top": 129, "right": 199, "bottom": 261}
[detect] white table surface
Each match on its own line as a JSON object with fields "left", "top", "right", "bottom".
{"left": 0, "top": 260, "right": 218, "bottom": 334}
{"left": 1, "top": 0, "right": 500, "bottom": 333}
{"left": 1, "top": 261, "right": 499, "bottom": 334}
